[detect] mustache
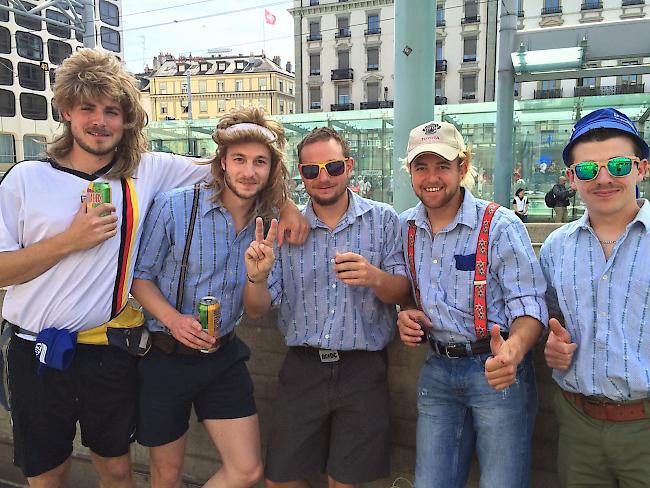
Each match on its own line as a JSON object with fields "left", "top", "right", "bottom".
{"left": 85, "top": 129, "right": 111, "bottom": 136}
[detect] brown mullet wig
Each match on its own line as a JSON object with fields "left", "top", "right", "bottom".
{"left": 48, "top": 49, "right": 148, "bottom": 179}
{"left": 210, "top": 106, "right": 290, "bottom": 221}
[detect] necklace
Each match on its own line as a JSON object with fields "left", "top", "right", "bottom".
{"left": 598, "top": 239, "right": 617, "bottom": 245}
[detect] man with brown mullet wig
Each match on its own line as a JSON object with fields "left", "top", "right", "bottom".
{"left": 0, "top": 49, "right": 307, "bottom": 488}
{"left": 131, "top": 106, "right": 289, "bottom": 488}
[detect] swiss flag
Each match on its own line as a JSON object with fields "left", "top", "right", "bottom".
{"left": 264, "top": 8, "right": 276, "bottom": 25}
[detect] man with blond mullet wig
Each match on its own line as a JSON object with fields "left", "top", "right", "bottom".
{"left": 131, "top": 106, "right": 290, "bottom": 488}
{"left": 396, "top": 121, "right": 547, "bottom": 487}
{"left": 0, "top": 49, "right": 307, "bottom": 487}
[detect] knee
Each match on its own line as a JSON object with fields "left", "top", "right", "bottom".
{"left": 226, "top": 460, "right": 263, "bottom": 487}
{"left": 151, "top": 462, "right": 183, "bottom": 488}
{"left": 99, "top": 457, "right": 133, "bottom": 485}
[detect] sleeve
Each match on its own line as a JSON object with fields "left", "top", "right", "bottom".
{"left": 380, "top": 208, "right": 407, "bottom": 276}
{"left": 149, "top": 153, "right": 212, "bottom": 194}
{"left": 267, "top": 250, "right": 284, "bottom": 306}
{"left": 134, "top": 191, "right": 174, "bottom": 281}
{"left": 539, "top": 241, "right": 562, "bottom": 321}
{"left": 0, "top": 172, "right": 24, "bottom": 252}
{"left": 490, "top": 215, "right": 549, "bottom": 327}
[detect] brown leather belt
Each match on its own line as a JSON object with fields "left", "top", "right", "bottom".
{"left": 562, "top": 390, "right": 650, "bottom": 422}
{"left": 152, "top": 330, "right": 234, "bottom": 357}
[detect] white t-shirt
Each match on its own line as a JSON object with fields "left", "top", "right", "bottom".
{"left": 0, "top": 152, "right": 211, "bottom": 334}
{"left": 513, "top": 195, "right": 528, "bottom": 213}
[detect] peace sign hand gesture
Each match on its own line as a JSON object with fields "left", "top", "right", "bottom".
{"left": 244, "top": 217, "right": 278, "bottom": 284}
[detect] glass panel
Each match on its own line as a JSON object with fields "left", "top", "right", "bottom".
{"left": 20, "top": 92, "right": 47, "bottom": 120}
{"left": 18, "top": 62, "right": 45, "bottom": 91}
{"left": 23, "top": 134, "right": 46, "bottom": 159}
{"left": 100, "top": 26, "right": 121, "bottom": 53}
{"left": 0, "top": 89, "right": 15, "bottom": 117}
{"left": 16, "top": 31, "right": 43, "bottom": 61}
{"left": 0, "top": 27, "right": 9, "bottom": 54}
{"left": 0, "top": 58, "right": 12, "bottom": 86}
{"left": 0, "top": 133, "right": 16, "bottom": 164}
{"left": 46, "top": 10, "right": 71, "bottom": 39}
{"left": 48, "top": 40, "right": 72, "bottom": 65}
{"left": 15, "top": 2, "right": 41, "bottom": 31}
{"left": 99, "top": 0, "right": 119, "bottom": 26}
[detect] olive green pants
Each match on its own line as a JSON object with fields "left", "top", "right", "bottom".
{"left": 554, "top": 389, "right": 650, "bottom": 488}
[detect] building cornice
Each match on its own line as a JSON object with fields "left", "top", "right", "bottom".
{"left": 289, "top": 0, "right": 393, "bottom": 17}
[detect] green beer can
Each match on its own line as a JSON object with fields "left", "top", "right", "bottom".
{"left": 85, "top": 182, "right": 111, "bottom": 216}
{"left": 198, "top": 296, "right": 220, "bottom": 353}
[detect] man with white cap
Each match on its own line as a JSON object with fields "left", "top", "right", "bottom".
{"left": 396, "top": 121, "right": 548, "bottom": 487}
{"left": 541, "top": 107, "right": 650, "bottom": 487}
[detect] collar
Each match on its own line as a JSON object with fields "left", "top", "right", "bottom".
{"left": 304, "top": 189, "right": 373, "bottom": 230}
{"left": 412, "top": 188, "right": 479, "bottom": 233}
{"left": 47, "top": 156, "right": 116, "bottom": 181}
{"left": 568, "top": 199, "right": 650, "bottom": 237}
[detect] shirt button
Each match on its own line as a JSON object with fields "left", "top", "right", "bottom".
{"left": 432, "top": 259, "right": 438, "bottom": 264}
{"left": 600, "top": 311, "right": 607, "bottom": 317}
{"left": 330, "top": 258, "right": 335, "bottom": 263}
{"left": 332, "top": 284, "right": 336, "bottom": 289}
{"left": 331, "top": 309, "right": 335, "bottom": 314}
{"left": 602, "top": 275, "right": 608, "bottom": 280}
{"left": 325, "top": 334, "right": 330, "bottom": 339}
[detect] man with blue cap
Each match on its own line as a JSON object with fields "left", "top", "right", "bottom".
{"left": 540, "top": 107, "right": 650, "bottom": 487}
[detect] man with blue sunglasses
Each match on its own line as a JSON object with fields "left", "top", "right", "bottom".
{"left": 541, "top": 107, "right": 650, "bottom": 487}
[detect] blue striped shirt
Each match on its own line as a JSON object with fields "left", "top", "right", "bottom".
{"left": 135, "top": 185, "right": 254, "bottom": 335}
{"left": 540, "top": 199, "right": 650, "bottom": 400}
{"left": 399, "top": 189, "right": 548, "bottom": 343}
{"left": 268, "top": 191, "right": 407, "bottom": 351}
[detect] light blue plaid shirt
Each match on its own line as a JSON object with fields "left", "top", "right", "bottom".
{"left": 540, "top": 199, "right": 650, "bottom": 401}
{"left": 135, "top": 185, "right": 254, "bottom": 335}
{"left": 268, "top": 191, "right": 407, "bottom": 351}
{"left": 399, "top": 189, "right": 548, "bottom": 344}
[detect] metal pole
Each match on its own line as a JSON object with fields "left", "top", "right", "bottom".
{"left": 83, "top": 0, "right": 95, "bottom": 48}
{"left": 186, "top": 69, "right": 193, "bottom": 121}
{"left": 494, "top": 0, "right": 516, "bottom": 207}
{"left": 392, "top": 0, "right": 435, "bottom": 213}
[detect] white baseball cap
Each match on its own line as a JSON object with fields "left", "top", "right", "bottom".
{"left": 407, "top": 121, "right": 466, "bottom": 165}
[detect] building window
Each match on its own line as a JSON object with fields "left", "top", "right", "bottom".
{"left": 15, "top": 2, "right": 42, "bottom": 31}
{"left": 279, "top": 99, "right": 285, "bottom": 114}
{"left": 0, "top": 27, "right": 9, "bottom": 54}
{"left": 20, "top": 92, "right": 47, "bottom": 120}
{"left": 0, "top": 0, "right": 8, "bottom": 23}
{"left": 367, "top": 81, "right": 380, "bottom": 102}
{"left": 48, "top": 40, "right": 72, "bottom": 65}
{"left": 367, "top": 48, "right": 379, "bottom": 71}
{"left": 217, "top": 62, "right": 227, "bottom": 71}
{"left": 463, "top": 37, "right": 477, "bottom": 62}
{"left": 289, "top": 82, "right": 294, "bottom": 95}
{"left": 310, "top": 53, "right": 320, "bottom": 75}
{"left": 46, "top": 10, "right": 71, "bottom": 39}
{"left": 338, "top": 50, "right": 350, "bottom": 69}
{"left": 75, "top": 29, "right": 83, "bottom": 43}
{"left": 235, "top": 99, "right": 244, "bottom": 108}
{"left": 0, "top": 133, "right": 16, "bottom": 164}
{"left": 160, "top": 102, "right": 168, "bottom": 114}
{"left": 100, "top": 27, "right": 121, "bottom": 53}
{"left": 436, "top": 4, "right": 445, "bottom": 26}
{"left": 23, "top": 135, "right": 46, "bottom": 160}
{"left": 51, "top": 101, "right": 60, "bottom": 121}
{"left": 49, "top": 69, "right": 55, "bottom": 87}
{"left": 0, "top": 89, "right": 14, "bottom": 117}
{"left": 181, "top": 81, "right": 188, "bottom": 94}
{"left": 99, "top": 0, "right": 120, "bottom": 27}
{"left": 309, "top": 86, "right": 321, "bottom": 109}
{"left": 198, "top": 80, "right": 207, "bottom": 93}
{"left": 367, "top": 13, "right": 380, "bottom": 33}
{"left": 336, "top": 16, "right": 351, "bottom": 38}
{"left": 436, "top": 41, "right": 443, "bottom": 62}
{"left": 217, "top": 80, "right": 225, "bottom": 92}
{"left": 308, "top": 21, "right": 321, "bottom": 41}
{"left": 199, "top": 100, "right": 208, "bottom": 113}
{"left": 18, "top": 62, "right": 45, "bottom": 91}
{"left": 259, "top": 78, "right": 267, "bottom": 91}
{"left": 514, "top": 81, "right": 521, "bottom": 97}
{"left": 621, "top": 60, "right": 640, "bottom": 85}
{"left": 0, "top": 58, "right": 12, "bottom": 85}
{"left": 577, "top": 76, "right": 597, "bottom": 88}
{"left": 463, "top": 0, "right": 479, "bottom": 21}
{"left": 218, "top": 99, "right": 225, "bottom": 112}
{"left": 337, "top": 84, "right": 350, "bottom": 104}
{"left": 16, "top": 31, "right": 43, "bottom": 61}
{"left": 278, "top": 79, "right": 285, "bottom": 92}
{"left": 235, "top": 80, "right": 243, "bottom": 91}
{"left": 462, "top": 75, "right": 477, "bottom": 100}
{"left": 159, "top": 82, "right": 167, "bottom": 94}
{"left": 542, "top": 0, "right": 562, "bottom": 14}
{"left": 236, "top": 61, "right": 244, "bottom": 70}
{"left": 435, "top": 78, "right": 443, "bottom": 97}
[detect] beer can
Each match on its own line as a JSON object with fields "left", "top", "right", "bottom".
{"left": 84, "top": 182, "right": 111, "bottom": 216}
{"left": 198, "top": 296, "right": 221, "bottom": 353}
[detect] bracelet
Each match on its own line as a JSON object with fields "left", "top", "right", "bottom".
{"left": 247, "top": 273, "right": 268, "bottom": 284}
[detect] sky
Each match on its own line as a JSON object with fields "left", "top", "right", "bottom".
{"left": 121, "top": 0, "right": 296, "bottom": 73}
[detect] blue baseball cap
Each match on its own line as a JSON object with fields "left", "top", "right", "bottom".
{"left": 34, "top": 328, "right": 78, "bottom": 375}
{"left": 562, "top": 108, "right": 649, "bottom": 166}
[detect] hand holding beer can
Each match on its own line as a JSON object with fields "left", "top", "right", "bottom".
{"left": 198, "top": 296, "right": 221, "bottom": 353}
{"left": 83, "top": 182, "right": 112, "bottom": 216}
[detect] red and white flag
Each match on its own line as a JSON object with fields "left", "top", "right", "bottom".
{"left": 264, "top": 9, "right": 276, "bottom": 25}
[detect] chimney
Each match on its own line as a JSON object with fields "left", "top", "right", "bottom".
{"left": 285, "top": 61, "right": 292, "bottom": 73}
{"left": 272, "top": 55, "right": 281, "bottom": 66}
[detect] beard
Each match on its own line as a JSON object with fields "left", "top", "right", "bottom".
{"left": 72, "top": 132, "right": 120, "bottom": 157}
{"left": 224, "top": 170, "right": 260, "bottom": 200}
{"left": 308, "top": 185, "right": 348, "bottom": 207}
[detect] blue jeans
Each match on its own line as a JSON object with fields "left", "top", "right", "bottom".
{"left": 414, "top": 351, "right": 537, "bottom": 488}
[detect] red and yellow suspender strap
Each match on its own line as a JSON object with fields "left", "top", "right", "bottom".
{"left": 406, "top": 201, "right": 500, "bottom": 340}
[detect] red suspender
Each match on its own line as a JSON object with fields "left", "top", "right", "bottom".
{"left": 473, "top": 202, "right": 500, "bottom": 339}
{"left": 407, "top": 221, "right": 421, "bottom": 309}
{"left": 407, "top": 202, "right": 500, "bottom": 340}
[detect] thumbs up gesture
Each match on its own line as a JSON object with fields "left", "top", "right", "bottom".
{"left": 484, "top": 325, "right": 519, "bottom": 391}
{"left": 544, "top": 318, "right": 577, "bottom": 371}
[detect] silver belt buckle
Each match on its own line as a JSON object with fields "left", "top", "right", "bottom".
{"left": 318, "top": 348, "right": 340, "bottom": 363}
{"left": 444, "top": 342, "right": 460, "bottom": 359}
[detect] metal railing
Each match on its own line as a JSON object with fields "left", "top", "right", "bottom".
{"left": 331, "top": 68, "right": 354, "bottom": 81}
{"left": 331, "top": 103, "right": 354, "bottom": 111}
{"left": 534, "top": 88, "right": 563, "bottom": 99}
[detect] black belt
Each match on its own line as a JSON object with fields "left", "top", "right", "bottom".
{"left": 152, "top": 330, "right": 234, "bottom": 356}
{"left": 428, "top": 331, "right": 508, "bottom": 358}
{"left": 4, "top": 321, "right": 37, "bottom": 338}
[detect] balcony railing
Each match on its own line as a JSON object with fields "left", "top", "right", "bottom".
{"left": 541, "top": 5, "right": 562, "bottom": 14}
{"left": 307, "top": 33, "right": 322, "bottom": 41}
{"left": 461, "top": 93, "right": 476, "bottom": 100}
{"left": 461, "top": 15, "right": 480, "bottom": 24}
{"left": 436, "top": 59, "right": 448, "bottom": 72}
{"left": 581, "top": 1, "right": 603, "bottom": 10}
{"left": 331, "top": 103, "right": 354, "bottom": 111}
{"left": 360, "top": 100, "right": 393, "bottom": 109}
{"left": 574, "top": 84, "right": 645, "bottom": 97}
{"left": 331, "top": 68, "right": 354, "bottom": 81}
{"left": 435, "top": 96, "right": 447, "bottom": 105}
{"left": 436, "top": 18, "right": 446, "bottom": 27}
{"left": 364, "top": 27, "right": 381, "bottom": 35}
{"left": 309, "top": 0, "right": 319, "bottom": 5}
{"left": 335, "top": 28, "right": 351, "bottom": 38}
{"left": 309, "top": 101, "right": 321, "bottom": 110}
{"left": 309, "top": 68, "right": 320, "bottom": 76}
{"left": 622, "top": 0, "right": 644, "bottom": 5}
{"left": 518, "top": 9, "right": 524, "bottom": 17}
{"left": 534, "top": 88, "right": 563, "bottom": 99}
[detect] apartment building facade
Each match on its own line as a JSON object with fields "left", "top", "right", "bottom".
{"left": 290, "top": 0, "right": 648, "bottom": 112}
{"left": 0, "top": 0, "right": 123, "bottom": 171}
{"left": 143, "top": 53, "right": 296, "bottom": 123}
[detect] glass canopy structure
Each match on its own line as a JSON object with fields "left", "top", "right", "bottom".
{"left": 145, "top": 93, "right": 650, "bottom": 221}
